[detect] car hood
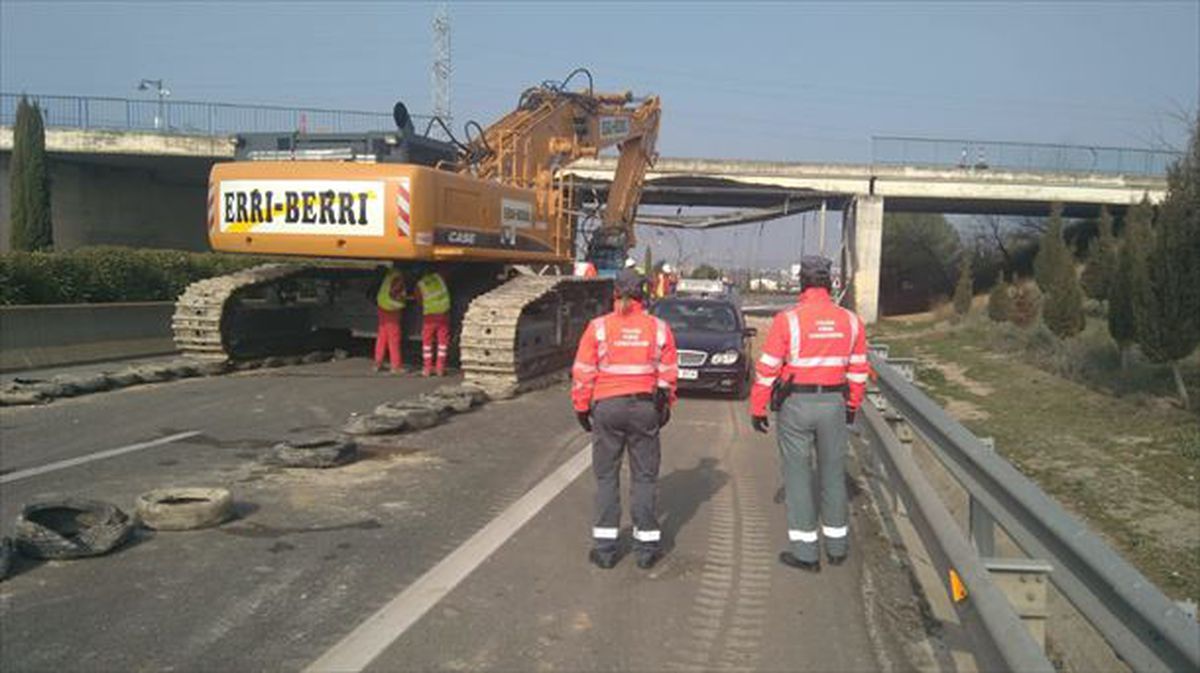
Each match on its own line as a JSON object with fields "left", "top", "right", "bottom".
{"left": 673, "top": 330, "right": 742, "bottom": 354}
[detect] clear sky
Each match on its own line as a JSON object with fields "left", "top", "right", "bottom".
{"left": 2, "top": 0, "right": 1197, "bottom": 267}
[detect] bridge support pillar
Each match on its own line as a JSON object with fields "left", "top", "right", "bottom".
{"left": 845, "top": 194, "right": 883, "bottom": 323}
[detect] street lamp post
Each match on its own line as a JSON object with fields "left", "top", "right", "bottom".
{"left": 137, "top": 78, "right": 170, "bottom": 130}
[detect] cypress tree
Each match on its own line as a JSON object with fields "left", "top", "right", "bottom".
{"left": 1080, "top": 206, "right": 1117, "bottom": 301}
{"left": 1109, "top": 198, "right": 1151, "bottom": 370}
{"left": 952, "top": 253, "right": 973, "bottom": 316}
{"left": 1033, "top": 203, "right": 1066, "bottom": 292}
{"left": 1133, "top": 119, "right": 1199, "bottom": 409}
{"left": 1037, "top": 205, "right": 1086, "bottom": 339}
{"left": 987, "top": 272, "right": 1012, "bottom": 322}
{"left": 9, "top": 96, "right": 53, "bottom": 251}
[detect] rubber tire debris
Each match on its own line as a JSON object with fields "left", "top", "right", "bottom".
{"left": 271, "top": 435, "right": 358, "bottom": 467}
{"left": 15, "top": 498, "right": 134, "bottom": 560}
{"left": 0, "top": 537, "right": 13, "bottom": 581}
{"left": 135, "top": 487, "right": 234, "bottom": 531}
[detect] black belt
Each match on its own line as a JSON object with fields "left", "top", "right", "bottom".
{"left": 792, "top": 383, "right": 847, "bottom": 394}
{"left": 609, "top": 393, "right": 654, "bottom": 401}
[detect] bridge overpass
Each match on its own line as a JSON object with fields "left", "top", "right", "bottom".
{"left": 0, "top": 93, "right": 1177, "bottom": 322}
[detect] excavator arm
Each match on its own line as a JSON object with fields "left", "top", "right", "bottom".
{"left": 463, "top": 72, "right": 660, "bottom": 261}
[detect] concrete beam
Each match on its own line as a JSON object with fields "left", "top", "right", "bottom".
{"left": 566, "top": 156, "right": 1167, "bottom": 214}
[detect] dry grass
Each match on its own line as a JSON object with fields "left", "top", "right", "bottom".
{"left": 872, "top": 312, "right": 1200, "bottom": 604}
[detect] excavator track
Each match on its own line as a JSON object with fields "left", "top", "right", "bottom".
{"left": 172, "top": 264, "right": 373, "bottom": 361}
{"left": 460, "top": 274, "right": 612, "bottom": 399}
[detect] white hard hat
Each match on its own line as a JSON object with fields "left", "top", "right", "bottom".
{"left": 662, "top": 263, "right": 673, "bottom": 273}
{"left": 625, "top": 258, "right": 637, "bottom": 268}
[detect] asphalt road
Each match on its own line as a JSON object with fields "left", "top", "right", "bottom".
{"left": 0, "top": 357, "right": 928, "bottom": 671}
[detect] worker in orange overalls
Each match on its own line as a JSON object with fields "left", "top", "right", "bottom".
{"left": 373, "top": 263, "right": 406, "bottom": 374}
{"left": 652, "top": 263, "right": 675, "bottom": 300}
{"left": 750, "top": 255, "right": 868, "bottom": 572}
{"left": 572, "top": 269, "right": 678, "bottom": 570}
{"left": 574, "top": 260, "right": 598, "bottom": 278}
{"left": 414, "top": 265, "right": 452, "bottom": 377}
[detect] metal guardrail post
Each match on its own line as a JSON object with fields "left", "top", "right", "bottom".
{"left": 869, "top": 352, "right": 1200, "bottom": 673}
{"left": 983, "top": 558, "right": 1054, "bottom": 650}
{"left": 970, "top": 437, "right": 997, "bottom": 557}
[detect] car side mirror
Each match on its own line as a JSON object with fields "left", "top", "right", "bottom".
{"left": 744, "top": 327, "right": 758, "bottom": 337}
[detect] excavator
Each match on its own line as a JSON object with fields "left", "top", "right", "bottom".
{"left": 172, "top": 70, "right": 660, "bottom": 396}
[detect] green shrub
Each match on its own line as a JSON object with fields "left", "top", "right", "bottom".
{"left": 0, "top": 247, "right": 272, "bottom": 305}
{"left": 988, "top": 273, "right": 1012, "bottom": 322}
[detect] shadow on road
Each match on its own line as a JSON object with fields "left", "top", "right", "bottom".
{"left": 658, "top": 456, "right": 729, "bottom": 553}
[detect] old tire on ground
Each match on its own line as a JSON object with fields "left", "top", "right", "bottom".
{"left": 135, "top": 487, "right": 233, "bottom": 531}
{"left": 373, "top": 401, "right": 440, "bottom": 429}
{"left": 342, "top": 414, "right": 408, "bottom": 435}
{"left": 0, "top": 536, "right": 13, "bottom": 581}
{"left": 15, "top": 498, "right": 134, "bottom": 560}
{"left": 271, "top": 435, "right": 358, "bottom": 467}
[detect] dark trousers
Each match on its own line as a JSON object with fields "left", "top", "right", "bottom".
{"left": 591, "top": 396, "right": 662, "bottom": 552}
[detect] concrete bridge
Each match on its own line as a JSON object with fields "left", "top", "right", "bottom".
{"left": 565, "top": 155, "right": 1169, "bottom": 321}
{"left": 0, "top": 94, "right": 1176, "bottom": 322}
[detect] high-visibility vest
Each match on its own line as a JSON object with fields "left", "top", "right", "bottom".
{"left": 749, "top": 287, "right": 868, "bottom": 416}
{"left": 376, "top": 269, "right": 406, "bottom": 312}
{"left": 571, "top": 302, "right": 678, "bottom": 411}
{"left": 654, "top": 273, "right": 669, "bottom": 298}
{"left": 418, "top": 272, "right": 451, "bottom": 315}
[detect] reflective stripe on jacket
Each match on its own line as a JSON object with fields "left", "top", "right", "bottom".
{"left": 417, "top": 272, "right": 451, "bottom": 315}
{"left": 571, "top": 301, "right": 678, "bottom": 412}
{"left": 749, "top": 287, "right": 868, "bottom": 417}
{"left": 376, "top": 269, "right": 406, "bottom": 312}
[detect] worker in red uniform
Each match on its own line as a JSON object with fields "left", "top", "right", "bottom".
{"left": 414, "top": 265, "right": 452, "bottom": 377}
{"left": 750, "top": 255, "right": 868, "bottom": 572}
{"left": 652, "top": 263, "right": 676, "bottom": 300}
{"left": 373, "top": 263, "right": 406, "bottom": 374}
{"left": 574, "top": 261, "right": 599, "bottom": 278}
{"left": 572, "top": 269, "right": 678, "bottom": 570}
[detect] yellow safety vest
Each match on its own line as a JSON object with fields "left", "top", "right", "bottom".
{"left": 376, "top": 269, "right": 406, "bottom": 311}
{"left": 418, "top": 272, "right": 451, "bottom": 315}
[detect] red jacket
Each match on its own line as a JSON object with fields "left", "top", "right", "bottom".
{"left": 572, "top": 301, "right": 678, "bottom": 412}
{"left": 750, "top": 287, "right": 868, "bottom": 417}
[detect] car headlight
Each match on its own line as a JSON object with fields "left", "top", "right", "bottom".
{"left": 710, "top": 350, "right": 740, "bottom": 365}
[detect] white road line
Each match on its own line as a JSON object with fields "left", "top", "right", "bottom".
{"left": 0, "top": 430, "right": 203, "bottom": 484}
{"left": 306, "top": 442, "right": 594, "bottom": 673}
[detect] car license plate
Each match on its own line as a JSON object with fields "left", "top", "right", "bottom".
{"left": 679, "top": 369, "right": 699, "bottom": 380}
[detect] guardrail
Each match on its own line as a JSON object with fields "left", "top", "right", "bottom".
{"left": 865, "top": 352, "right": 1200, "bottom": 673}
{"left": 0, "top": 93, "right": 420, "bottom": 136}
{"left": 872, "top": 135, "right": 1181, "bottom": 176}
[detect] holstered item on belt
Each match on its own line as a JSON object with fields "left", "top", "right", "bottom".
{"left": 769, "top": 376, "right": 795, "bottom": 412}
{"left": 653, "top": 388, "right": 669, "bottom": 413}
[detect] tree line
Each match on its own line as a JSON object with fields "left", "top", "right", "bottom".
{"left": 977, "top": 117, "right": 1199, "bottom": 409}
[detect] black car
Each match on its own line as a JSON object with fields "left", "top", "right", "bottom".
{"left": 652, "top": 296, "right": 756, "bottom": 398}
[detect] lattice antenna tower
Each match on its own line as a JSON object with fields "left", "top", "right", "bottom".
{"left": 431, "top": 3, "right": 452, "bottom": 139}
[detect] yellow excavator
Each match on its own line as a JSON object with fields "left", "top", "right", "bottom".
{"left": 172, "top": 70, "right": 660, "bottom": 396}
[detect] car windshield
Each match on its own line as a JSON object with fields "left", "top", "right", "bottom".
{"left": 654, "top": 301, "right": 739, "bottom": 333}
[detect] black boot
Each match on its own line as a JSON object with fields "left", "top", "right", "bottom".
{"left": 779, "top": 551, "right": 820, "bottom": 573}
{"left": 826, "top": 551, "right": 847, "bottom": 566}
{"left": 589, "top": 548, "right": 617, "bottom": 569}
{"left": 636, "top": 548, "right": 662, "bottom": 569}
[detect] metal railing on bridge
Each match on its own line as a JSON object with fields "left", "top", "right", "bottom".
{"left": 1, "top": 93, "right": 418, "bottom": 136}
{"left": 872, "top": 135, "right": 1181, "bottom": 176}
